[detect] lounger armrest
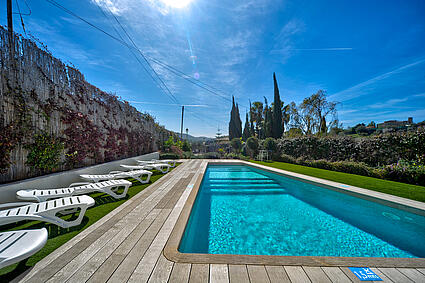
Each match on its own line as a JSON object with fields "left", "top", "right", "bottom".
{"left": 69, "top": 182, "right": 91, "bottom": 187}
{"left": 0, "top": 202, "right": 35, "bottom": 210}
{"left": 109, "top": 170, "right": 124, "bottom": 174}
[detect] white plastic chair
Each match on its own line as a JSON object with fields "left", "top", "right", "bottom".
{"left": 121, "top": 163, "right": 170, "bottom": 173}
{"left": 0, "top": 228, "right": 48, "bottom": 269}
{"left": 80, "top": 169, "right": 152, "bottom": 184}
{"left": 0, "top": 195, "right": 95, "bottom": 228}
{"left": 16, "top": 179, "right": 132, "bottom": 202}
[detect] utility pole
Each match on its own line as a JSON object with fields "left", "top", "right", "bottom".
{"left": 180, "top": 106, "right": 184, "bottom": 140}
{"left": 7, "top": 0, "right": 14, "bottom": 53}
{"left": 7, "top": 0, "right": 15, "bottom": 83}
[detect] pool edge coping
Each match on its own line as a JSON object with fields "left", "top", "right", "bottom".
{"left": 163, "top": 159, "right": 425, "bottom": 267}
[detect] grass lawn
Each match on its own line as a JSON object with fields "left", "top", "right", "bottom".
{"left": 0, "top": 165, "right": 179, "bottom": 281}
{"left": 250, "top": 160, "right": 425, "bottom": 203}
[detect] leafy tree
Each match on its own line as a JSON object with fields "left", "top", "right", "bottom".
{"left": 272, "top": 72, "right": 283, "bottom": 138}
{"left": 242, "top": 112, "right": 251, "bottom": 141}
{"left": 367, "top": 121, "right": 376, "bottom": 128}
{"left": 285, "top": 127, "right": 303, "bottom": 137}
{"left": 288, "top": 90, "right": 338, "bottom": 135}
{"left": 250, "top": 101, "right": 263, "bottom": 137}
{"left": 230, "top": 138, "right": 242, "bottom": 153}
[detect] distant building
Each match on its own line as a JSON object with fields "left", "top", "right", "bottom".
{"left": 377, "top": 117, "right": 413, "bottom": 129}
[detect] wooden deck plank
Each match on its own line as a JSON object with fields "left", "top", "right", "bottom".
{"left": 247, "top": 265, "right": 270, "bottom": 283}
{"left": 85, "top": 255, "right": 125, "bottom": 283}
{"left": 168, "top": 263, "right": 191, "bottom": 283}
{"left": 128, "top": 173, "right": 196, "bottom": 283}
{"left": 228, "top": 265, "right": 249, "bottom": 283}
{"left": 188, "top": 264, "right": 209, "bottom": 283}
{"left": 321, "top": 267, "right": 351, "bottom": 283}
{"left": 379, "top": 268, "right": 414, "bottom": 283}
{"left": 22, "top": 162, "right": 193, "bottom": 283}
{"left": 52, "top": 171, "right": 182, "bottom": 283}
{"left": 265, "top": 265, "right": 290, "bottom": 283}
{"left": 21, "top": 163, "right": 188, "bottom": 283}
{"left": 397, "top": 268, "right": 425, "bottom": 282}
{"left": 210, "top": 264, "right": 229, "bottom": 283}
{"left": 107, "top": 209, "right": 172, "bottom": 283}
{"left": 148, "top": 253, "right": 174, "bottom": 283}
{"left": 303, "top": 266, "right": 331, "bottom": 283}
{"left": 370, "top": 268, "right": 394, "bottom": 282}
{"left": 284, "top": 266, "right": 311, "bottom": 283}
{"left": 68, "top": 208, "right": 161, "bottom": 282}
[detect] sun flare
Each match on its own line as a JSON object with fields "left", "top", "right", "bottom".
{"left": 159, "top": 0, "right": 193, "bottom": 8}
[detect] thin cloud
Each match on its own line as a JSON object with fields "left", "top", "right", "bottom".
{"left": 128, "top": 101, "right": 209, "bottom": 107}
{"left": 292, "top": 47, "right": 353, "bottom": 51}
{"left": 329, "top": 58, "right": 425, "bottom": 101}
{"left": 369, "top": 97, "right": 409, "bottom": 109}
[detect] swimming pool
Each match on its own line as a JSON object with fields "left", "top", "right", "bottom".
{"left": 178, "top": 164, "right": 425, "bottom": 258}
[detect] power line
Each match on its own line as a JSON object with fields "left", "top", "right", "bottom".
{"left": 46, "top": 0, "right": 180, "bottom": 105}
{"left": 44, "top": 0, "right": 248, "bottom": 109}
{"left": 96, "top": 5, "right": 178, "bottom": 105}
{"left": 44, "top": 0, "right": 235, "bottom": 127}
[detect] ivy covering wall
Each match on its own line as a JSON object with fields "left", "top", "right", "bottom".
{"left": 0, "top": 26, "right": 169, "bottom": 183}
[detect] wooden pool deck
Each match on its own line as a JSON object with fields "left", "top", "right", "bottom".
{"left": 18, "top": 160, "right": 425, "bottom": 283}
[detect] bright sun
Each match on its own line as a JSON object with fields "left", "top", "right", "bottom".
{"left": 159, "top": 0, "right": 193, "bottom": 8}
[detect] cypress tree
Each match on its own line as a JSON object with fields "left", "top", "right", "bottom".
{"left": 263, "top": 97, "right": 273, "bottom": 138}
{"left": 242, "top": 112, "right": 251, "bottom": 141}
{"left": 249, "top": 100, "right": 255, "bottom": 136}
{"left": 229, "top": 96, "right": 242, "bottom": 140}
{"left": 272, "top": 72, "right": 283, "bottom": 138}
{"left": 235, "top": 103, "right": 242, "bottom": 138}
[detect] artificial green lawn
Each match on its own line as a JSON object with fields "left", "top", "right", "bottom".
{"left": 0, "top": 165, "right": 179, "bottom": 281}
{"left": 251, "top": 160, "right": 425, "bottom": 203}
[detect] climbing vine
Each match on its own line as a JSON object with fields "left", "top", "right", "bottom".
{"left": 25, "top": 132, "right": 64, "bottom": 173}
{"left": 61, "top": 108, "right": 103, "bottom": 168}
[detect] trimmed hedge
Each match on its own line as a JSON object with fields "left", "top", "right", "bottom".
{"left": 160, "top": 153, "right": 179, "bottom": 159}
{"left": 277, "top": 131, "right": 425, "bottom": 167}
{"left": 280, "top": 154, "right": 425, "bottom": 186}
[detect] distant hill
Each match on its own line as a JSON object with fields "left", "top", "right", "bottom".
{"left": 173, "top": 132, "right": 214, "bottom": 143}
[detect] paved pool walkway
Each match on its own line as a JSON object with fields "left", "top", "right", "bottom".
{"left": 18, "top": 160, "right": 425, "bottom": 283}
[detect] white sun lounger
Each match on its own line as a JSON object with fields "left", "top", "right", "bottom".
{"left": 16, "top": 179, "right": 133, "bottom": 202}
{"left": 0, "top": 228, "right": 48, "bottom": 269}
{"left": 0, "top": 195, "right": 95, "bottom": 228}
{"left": 121, "top": 163, "right": 170, "bottom": 173}
{"left": 138, "top": 159, "right": 176, "bottom": 167}
{"left": 80, "top": 169, "right": 152, "bottom": 184}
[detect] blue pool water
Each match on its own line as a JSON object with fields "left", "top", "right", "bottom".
{"left": 179, "top": 165, "right": 425, "bottom": 257}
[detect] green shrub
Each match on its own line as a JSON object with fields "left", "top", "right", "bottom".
{"left": 379, "top": 160, "right": 425, "bottom": 186}
{"left": 182, "top": 151, "right": 193, "bottom": 159}
{"left": 203, "top": 152, "right": 220, "bottom": 159}
{"left": 246, "top": 137, "right": 259, "bottom": 158}
{"left": 263, "top": 137, "right": 277, "bottom": 151}
{"left": 160, "top": 153, "right": 179, "bottom": 159}
{"left": 277, "top": 131, "right": 425, "bottom": 167}
{"left": 275, "top": 156, "right": 425, "bottom": 186}
{"left": 230, "top": 138, "right": 242, "bottom": 153}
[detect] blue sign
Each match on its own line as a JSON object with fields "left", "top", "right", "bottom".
{"left": 349, "top": 267, "right": 382, "bottom": 281}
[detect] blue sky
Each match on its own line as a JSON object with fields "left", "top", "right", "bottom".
{"left": 2, "top": 0, "right": 424, "bottom": 137}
